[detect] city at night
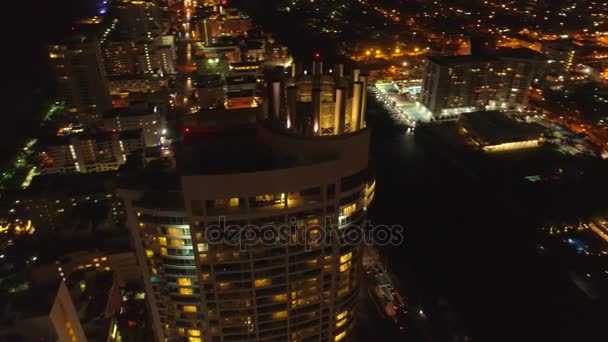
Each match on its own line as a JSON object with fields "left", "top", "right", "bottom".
{"left": 2, "top": 0, "right": 608, "bottom": 341}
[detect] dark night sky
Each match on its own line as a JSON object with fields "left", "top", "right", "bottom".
{"left": 0, "top": 0, "right": 96, "bottom": 165}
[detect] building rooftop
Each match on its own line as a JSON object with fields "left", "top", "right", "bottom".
{"left": 184, "top": 107, "right": 260, "bottom": 127}
{"left": 497, "top": 47, "right": 546, "bottom": 60}
{"left": 195, "top": 74, "right": 224, "bottom": 88}
{"left": 104, "top": 106, "right": 155, "bottom": 118}
{"left": 120, "top": 125, "right": 339, "bottom": 195}
{"left": 118, "top": 158, "right": 180, "bottom": 190}
{"left": 226, "top": 75, "right": 257, "bottom": 85}
{"left": 460, "top": 111, "right": 545, "bottom": 146}
{"left": 177, "top": 126, "right": 331, "bottom": 175}
{"left": 426, "top": 54, "right": 493, "bottom": 66}
{"left": 119, "top": 129, "right": 144, "bottom": 140}
{"left": 26, "top": 172, "right": 116, "bottom": 196}
{"left": 0, "top": 282, "right": 61, "bottom": 321}
{"left": 427, "top": 47, "right": 545, "bottom": 66}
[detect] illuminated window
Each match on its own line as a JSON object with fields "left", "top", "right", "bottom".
{"left": 167, "top": 227, "right": 185, "bottom": 235}
{"left": 219, "top": 282, "right": 232, "bottom": 289}
{"left": 170, "top": 239, "right": 185, "bottom": 247}
{"left": 160, "top": 247, "right": 167, "bottom": 256}
{"left": 202, "top": 273, "right": 210, "bottom": 281}
{"left": 158, "top": 237, "right": 167, "bottom": 245}
{"left": 188, "top": 338, "right": 202, "bottom": 342}
{"left": 342, "top": 203, "right": 357, "bottom": 216}
{"left": 93, "top": 258, "right": 99, "bottom": 262}
{"left": 336, "top": 318, "right": 347, "bottom": 328}
{"left": 178, "top": 328, "right": 185, "bottom": 336}
{"left": 182, "top": 305, "right": 197, "bottom": 312}
{"left": 340, "top": 261, "right": 351, "bottom": 272}
{"left": 309, "top": 229, "right": 320, "bottom": 240}
{"left": 338, "top": 286, "right": 350, "bottom": 297}
{"left": 229, "top": 197, "right": 239, "bottom": 207}
{"left": 272, "top": 311, "right": 288, "bottom": 320}
{"left": 151, "top": 268, "right": 158, "bottom": 275}
{"left": 336, "top": 310, "right": 347, "bottom": 321}
{"left": 199, "top": 253, "right": 208, "bottom": 261}
{"left": 335, "top": 331, "right": 346, "bottom": 341}
{"left": 340, "top": 252, "right": 352, "bottom": 264}
{"left": 145, "top": 250, "right": 154, "bottom": 258}
{"left": 197, "top": 243, "right": 208, "bottom": 252}
{"left": 179, "top": 288, "right": 193, "bottom": 295}
{"left": 101, "top": 257, "right": 107, "bottom": 261}
{"left": 307, "top": 218, "right": 319, "bottom": 225}
{"left": 188, "top": 329, "right": 200, "bottom": 337}
{"left": 178, "top": 278, "right": 192, "bottom": 286}
{"left": 255, "top": 278, "right": 271, "bottom": 288}
{"left": 273, "top": 293, "right": 288, "bottom": 302}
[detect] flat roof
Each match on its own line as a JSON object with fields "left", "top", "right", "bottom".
{"left": 0, "top": 282, "right": 61, "bottom": 321}
{"left": 104, "top": 106, "right": 155, "bottom": 118}
{"left": 497, "top": 47, "right": 545, "bottom": 60}
{"left": 26, "top": 172, "right": 116, "bottom": 195}
{"left": 177, "top": 126, "right": 309, "bottom": 175}
{"left": 427, "top": 47, "right": 545, "bottom": 66}
{"left": 460, "top": 111, "right": 545, "bottom": 145}
{"left": 119, "top": 126, "right": 339, "bottom": 197}
{"left": 119, "top": 129, "right": 144, "bottom": 140}
{"left": 426, "top": 54, "right": 491, "bottom": 66}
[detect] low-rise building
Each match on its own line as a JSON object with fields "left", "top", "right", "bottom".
{"left": 40, "top": 130, "right": 145, "bottom": 175}
{"left": 458, "top": 111, "right": 546, "bottom": 152}
{"left": 104, "top": 105, "right": 165, "bottom": 147}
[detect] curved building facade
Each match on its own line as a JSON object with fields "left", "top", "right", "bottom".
{"left": 267, "top": 61, "right": 369, "bottom": 137}
{"left": 119, "top": 63, "right": 374, "bottom": 342}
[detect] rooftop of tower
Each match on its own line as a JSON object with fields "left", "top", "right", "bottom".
{"left": 426, "top": 47, "right": 545, "bottom": 66}
{"left": 118, "top": 124, "right": 341, "bottom": 193}
{"left": 177, "top": 124, "right": 338, "bottom": 175}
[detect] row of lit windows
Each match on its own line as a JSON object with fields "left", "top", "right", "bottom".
{"left": 192, "top": 181, "right": 367, "bottom": 215}
{"left": 177, "top": 328, "right": 200, "bottom": 337}
{"left": 158, "top": 236, "right": 192, "bottom": 247}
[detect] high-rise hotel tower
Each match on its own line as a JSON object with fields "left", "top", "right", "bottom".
{"left": 118, "top": 61, "right": 374, "bottom": 342}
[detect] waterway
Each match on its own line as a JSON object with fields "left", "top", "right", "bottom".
{"left": 365, "top": 97, "right": 608, "bottom": 341}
